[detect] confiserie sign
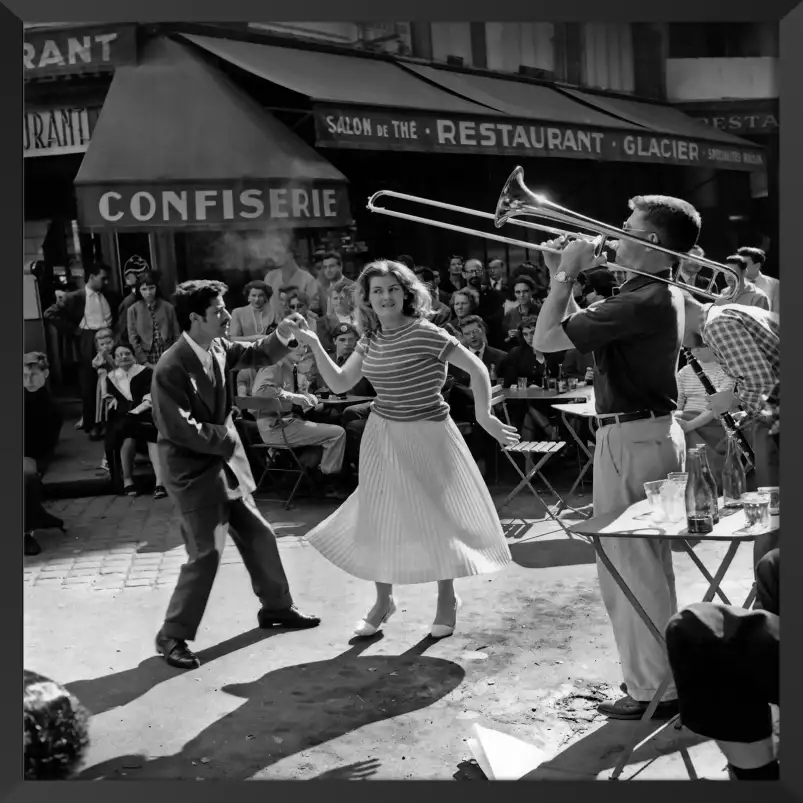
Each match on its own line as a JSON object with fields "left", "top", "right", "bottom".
{"left": 75, "top": 182, "right": 353, "bottom": 230}
{"left": 313, "top": 106, "right": 765, "bottom": 172}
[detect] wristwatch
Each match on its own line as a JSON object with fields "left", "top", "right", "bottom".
{"left": 553, "top": 271, "right": 576, "bottom": 284}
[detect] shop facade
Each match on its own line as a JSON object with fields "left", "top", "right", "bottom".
{"left": 25, "top": 22, "right": 769, "bottom": 391}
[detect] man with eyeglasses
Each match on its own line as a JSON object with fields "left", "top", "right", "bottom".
{"left": 534, "top": 195, "right": 701, "bottom": 722}
{"left": 463, "top": 258, "right": 505, "bottom": 341}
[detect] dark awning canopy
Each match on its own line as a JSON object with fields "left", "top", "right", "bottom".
{"left": 74, "top": 37, "right": 352, "bottom": 230}
{"left": 181, "top": 33, "right": 764, "bottom": 173}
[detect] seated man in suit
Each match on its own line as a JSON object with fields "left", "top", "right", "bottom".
{"left": 448, "top": 315, "right": 508, "bottom": 476}
{"left": 317, "top": 323, "right": 377, "bottom": 473}
{"left": 24, "top": 352, "right": 65, "bottom": 556}
{"left": 150, "top": 280, "right": 320, "bottom": 670}
{"left": 252, "top": 346, "right": 347, "bottom": 492}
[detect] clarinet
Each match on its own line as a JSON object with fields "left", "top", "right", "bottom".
{"left": 681, "top": 347, "right": 755, "bottom": 470}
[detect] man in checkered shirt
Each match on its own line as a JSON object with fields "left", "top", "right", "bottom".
{"left": 681, "top": 292, "right": 779, "bottom": 494}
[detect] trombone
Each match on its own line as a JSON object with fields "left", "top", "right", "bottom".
{"left": 366, "top": 166, "right": 741, "bottom": 302}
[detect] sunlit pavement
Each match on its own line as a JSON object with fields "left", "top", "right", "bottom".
{"left": 24, "top": 490, "right": 751, "bottom": 780}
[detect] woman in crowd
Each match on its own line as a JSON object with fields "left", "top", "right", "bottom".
{"left": 445, "top": 287, "right": 480, "bottom": 343}
{"left": 229, "top": 280, "right": 275, "bottom": 342}
{"left": 501, "top": 275, "right": 540, "bottom": 347}
{"left": 24, "top": 670, "right": 90, "bottom": 780}
{"left": 103, "top": 342, "right": 167, "bottom": 499}
{"left": 289, "top": 259, "right": 518, "bottom": 640}
{"left": 674, "top": 345, "right": 735, "bottom": 484}
{"left": 286, "top": 289, "right": 320, "bottom": 336}
{"left": 126, "top": 271, "right": 181, "bottom": 366}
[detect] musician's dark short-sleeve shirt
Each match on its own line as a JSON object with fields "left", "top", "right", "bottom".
{"left": 562, "top": 272, "right": 682, "bottom": 415}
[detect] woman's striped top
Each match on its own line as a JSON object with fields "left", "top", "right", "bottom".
{"left": 676, "top": 362, "right": 734, "bottom": 413}
{"left": 356, "top": 318, "right": 459, "bottom": 422}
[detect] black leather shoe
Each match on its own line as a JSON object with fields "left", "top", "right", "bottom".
{"left": 258, "top": 605, "right": 321, "bottom": 629}
{"left": 155, "top": 633, "right": 201, "bottom": 669}
{"left": 24, "top": 533, "right": 41, "bottom": 556}
{"left": 597, "top": 694, "right": 679, "bottom": 720}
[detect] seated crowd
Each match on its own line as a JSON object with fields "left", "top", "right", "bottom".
{"left": 31, "top": 246, "right": 767, "bottom": 535}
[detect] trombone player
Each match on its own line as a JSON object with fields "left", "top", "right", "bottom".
{"left": 533, "top": 195, "right": 701, "bottom": 721}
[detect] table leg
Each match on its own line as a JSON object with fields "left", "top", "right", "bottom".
{"left": 593, "top": 537, "right": 695, "bottom": 781}
{"left": 560, "top": 410, "right": 594, "bottom": 496}
{"left": 680, "top": 541, "right": 734, "bottom": 606}
{"left": 700, "top": 541, "right": 741, "bottom": 604}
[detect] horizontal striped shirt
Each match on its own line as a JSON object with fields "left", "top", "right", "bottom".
{"left": 356, "top": 318, "right": 459, "bottom": 422}
{"left": 676, "top": 362, "right": 734, "bottom": 413}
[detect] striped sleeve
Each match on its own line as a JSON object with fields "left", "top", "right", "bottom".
{"left": 415, "top": 319, "right": 460, "bottom": 362}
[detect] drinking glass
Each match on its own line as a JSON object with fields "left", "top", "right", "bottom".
{"left": 517, "top": 377, "right": 528, "bottom": 391}
{"left": 667, "top": 472, "right": 688, "bottom": 489}
{"left": 644, "top": 480, "right": 668, "bottom": 523}
{"left": 740, "top": 492, "right": 771, "bottom": 532}
{"left": 757, "top": 486, "right": 780, "bottom": 515}
{"left": 568, "top": 378, "right": 579, "bottom": 391}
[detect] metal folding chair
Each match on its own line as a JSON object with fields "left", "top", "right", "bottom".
{"left": 490, "top": 388, "right": 572, "bottom": 526}
{"left": 235, "top": 396, "right": 314, "bottom": 509}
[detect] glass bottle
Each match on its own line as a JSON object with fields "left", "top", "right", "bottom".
{"left": 489, "top": 363, "right": 497, "bottom": 384}
{"left": 584, "top": 366, "right": 594, "bottom": 387}
{"left": 542, "top": 366, "right": 550, "bottom": 391}
{"left": 685, "top": 449, "right": 714, "bottom": 534}
{"left": 557, "top": 365, "right": 568, "bottom": 393}
{"left": 722, "top": 433, "right": 747, "bottom": 508}
{"left": 692, "top": 445, "right": 720, "bottom": 524}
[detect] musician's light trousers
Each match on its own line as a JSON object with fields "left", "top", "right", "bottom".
{"left": 592, "top": 415, "right": 686, "bottom": 702}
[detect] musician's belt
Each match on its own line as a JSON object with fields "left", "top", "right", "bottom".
{"left": 595, "top": 410, "right": 670, "bottom": 427}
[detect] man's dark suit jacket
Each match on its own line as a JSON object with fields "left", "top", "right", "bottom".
{"left": 150, "top": 333, "right": 289, "bottom": 513}
{"left": 44, "top": 288, "right": 122, "bottom": 335}
{"left": 449, "top": 344, "right": 508, "bottom": 388}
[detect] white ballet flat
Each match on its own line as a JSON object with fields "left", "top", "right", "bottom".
{"left": 430, "top": 596, "right": 462, "bottom": 639}
{"left": 353, "top": 600, "right": 396, "bottom": 638}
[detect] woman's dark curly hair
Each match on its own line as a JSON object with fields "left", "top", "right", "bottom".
{"left": 24, "top": 670, "right": 90, "bottom": 780}
{"left": 354, "top": 259, "right": 431, "bottom": 335}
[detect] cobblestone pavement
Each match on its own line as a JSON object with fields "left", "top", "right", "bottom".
{"left": 24, "top": 494, "right": 333, "bottom": 592}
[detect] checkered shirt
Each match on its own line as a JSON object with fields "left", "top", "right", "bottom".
{"left": 701, "top": 303, "right": 780, "bottom": 416}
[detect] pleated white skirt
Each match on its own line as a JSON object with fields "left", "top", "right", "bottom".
{"left": 305, "top": 414, "right": 512, "bottom": 584}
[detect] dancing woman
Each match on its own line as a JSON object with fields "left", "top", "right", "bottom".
{"left": 289, "top": 259, "right": 519, "bottom": 639}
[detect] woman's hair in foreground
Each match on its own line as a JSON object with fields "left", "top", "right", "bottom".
{"left": 24, "top": 670, "right": 90, "bottom": 780}
{"left": 354, "top": 259, "right": 431, "bottom": 335}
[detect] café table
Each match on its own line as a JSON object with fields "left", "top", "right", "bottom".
{"left": 551, "top": 400, "right": 597, "bottom": 497}
{"left": 569, "top": 499, "right": 778, "bottom": 780}
{"left": 319, "top": 395, "right": 374, "bottom": 407}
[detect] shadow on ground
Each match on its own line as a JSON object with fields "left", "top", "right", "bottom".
{"left": 78, "top": 636, "right": 465, "bottom": 781}
{"left": 509, "top": 538, "right": 596, "bottom": 569}
{"left": 520, "top": 718, "right": 712, "bottom": 780}
{"left": 66, "top": 628, "right": 283, "bottom": 715}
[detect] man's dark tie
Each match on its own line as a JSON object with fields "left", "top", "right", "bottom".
{"left": 292, "top": 365, "right": 299, "bottom": 393}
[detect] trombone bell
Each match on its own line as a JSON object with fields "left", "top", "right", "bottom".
{"left": 494, "top": 166, "right": 549, "bottom": 229}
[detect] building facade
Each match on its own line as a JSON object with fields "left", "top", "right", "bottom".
{"left": 24, "top": 21, "right": 773, "bottom": 389}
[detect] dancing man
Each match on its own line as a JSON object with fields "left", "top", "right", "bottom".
{"left": 288, "top": 260, "right": 519, "bottom": 639}
{"left": 533, "top": 195, "right": 701, "bottom": 720}
{"left": 151, "top": 280, "right": 320, "bottom": 670}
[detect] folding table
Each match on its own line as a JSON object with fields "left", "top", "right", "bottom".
{"left": 569, "top": 498, "right": 779, "bottom": 780}
{"left": 551, "top": 400, "right": 597, "bottom": 497}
